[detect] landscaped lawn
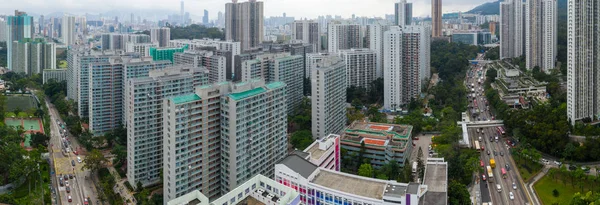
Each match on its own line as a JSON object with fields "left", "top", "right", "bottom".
{"left": 515, "top": 160, "right": 542, "bottom": 182}
{"left": 534, "top": 173, "right": 577, "bottom": 205}
{"left": 11, "top": 163, "right": 51, "bottom": 204}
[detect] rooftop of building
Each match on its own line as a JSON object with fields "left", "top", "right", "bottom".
{"left": 228, "top": 87, "right": 266, "bottom": 101}
{"left": 171, "top": 94, "right": 201, "bottom": 104}
{"left": 342, "top": 122, "right": 412, "bottom": 149}
{"left": 311, "top": 169, "right": 387, "bottom": 199}
{"left": 265, "top": 81, "right": 285, "bottom": 89}
{"left": 279, "top": 154, "right": 318, "bottom": 179}
{"left": 421, "top": 158, "right": 447, "bottom": 205}
{"left": 305, "top": 142, "right": 327, "bottom": 160}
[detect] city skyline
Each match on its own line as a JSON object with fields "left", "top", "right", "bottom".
{"left": 1, "top": 0, "right": 496, "bottom": 20}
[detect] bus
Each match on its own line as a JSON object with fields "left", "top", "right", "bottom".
{"left": 412, "top": 162, "right": 418, "bottom": 173}
{"left": 474, "top": 141, "right": 481, "bottom": 151}
{"left": 501, "top": 168, "right": 507, "bottom": 178}
{"left": 486, "top": 166, "right": 494, "bottom": 182}
{"left": 497, "top": 126, "right": 506, "bottom": 135}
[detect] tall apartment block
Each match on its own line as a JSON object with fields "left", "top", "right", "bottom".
{"left": 339, "top": 49, "right": 376, "bottom": 89}
{"left": 383, "top": 26, "right": 431, "bottom": 110}
{"left": 220, "top": 79, "right": 288, "bottom": 193}
{"left": 239, "top": 53, "right": 304, "bottom": 114}
{"left": 311, "top": 56, "right": 347, "bottom": 139}
{"left": 102, "top": 33, "right": 152, "bottom": 51}
{"left": 43, "top": 68, "right": 67, "bottom": 84}
{"left": 62, "top": 16, "right": 75, "bottom": 46}
{"left": 431, "top": 0, "right": 442, "bottom": 37}
{"left": 292, "top": 20, "right": 321, "bottom": 52}
{"left": 11, "top": 38, "right": 56, "bottom": 75}
{"left": 149, "top": 45, "right": 188, "bottom": 62}
{"left": 66, "top": 49, "right": 125, "bottom": 117}
{"left": 170, "top": 39, "right": 241, "bottom": 79}
{"left": 0, "top": 20, "right": 7, "bottom": 42}
{"left": 525, "top": 0, "right": 557, "bottom": 73}
{"left": 225, "top": 0, "right": 264, "bottom": 51}
{"left": 395, "top": 0, "right": 412, "bottom": 27}
{"left": 88, "top": 56, "right": 171, "bottom": 136}
{"left": 327, "top": 22, "right": 362, "bottom": 54}
{"left": 500, "top": 0, "right": 525, "bottom": 59}
{"left": 567, "top": 0, "right": 600, "bottom": 124}
{"left": 305, "top": 53, "right": 335, "bottom": 79}
{"left": 367, "top": 23, "right": 391, "bottom": 79}
{"left": 151, "top": 27, "right": 171, "bottom": 47}
{"left": 125, "top": 66, "right": 210, "bottom": 188}
{"left": 174, "top": 50, "right": 228, "bottom": 83}
{"left": 6, "top": 10, "right": 33, "bottom": 70}
{"left": 126, "top": 42, "right": 159, "bottom": 57}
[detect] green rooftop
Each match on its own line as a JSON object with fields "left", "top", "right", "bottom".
{"left": 229, "top": 87, "right": 266, "bottom": 101}
{"left": 266, "top": 82, "right": 286, "bottom": 89}
{"left": 172, "top": 94, "right": 201, "bottom": 104}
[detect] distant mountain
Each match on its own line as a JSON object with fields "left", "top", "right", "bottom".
{"left": 466, "top": 0, "right": 567, "bottom": 20}
{"left": 466, "top": 1, "right": 500, "bottom": 15}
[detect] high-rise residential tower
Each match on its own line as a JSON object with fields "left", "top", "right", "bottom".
{"left": 431, "top": 0, "right": 442, "bottom": 37}
{"left": 62, "top": 16, "right": 76, "bottom": 46}
{"left": 525, "top": 0, "right": 557, "bottom": 73}
{"left": 395, "top": 0, "right": 412, "bottom": 27}
{"left": 292, "top": 20, "right": 321, "bottom": 52}
{"left": 220, "top": 79, "right": 288, "bottom": 193}
{"left": 7, "top": 10, "right": 34, "bottom": 70}
{"left": 311, "top": 55, "right": 347, "bottom": 139}
{"left": 327, "top": 22, "right": 362, "bottom": 54}
{"left": 384, "top": 26, "right": 431, "bottom": 110}
{"left": 11, "top": 38, "right": 55, "bottom": 75}
{"left": 225, "top": 0, "right": 264, "bottom": 51}
{"left": 567, "top": 0, "right": 600, "bottom": 124}
{"left": 339, "top": 49, "right": 376, "bottom": 89}
{"left": 126, "top": 66, "right": 209, "bottom": 188}
{"left": 150, "top": 27, "right": 171, "bottom": 47}
{"left": 500, "top": 0, "right": 525, "bottom": 59}
{"left": 367, "top": 23, "right": 391, "bottom": 78}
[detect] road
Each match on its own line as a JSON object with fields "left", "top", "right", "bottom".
{"left": 46, "top": 98, "right": 98, "bottom": 205}
{"left": 466, "top": 55, "right": 531, "bottom": 205}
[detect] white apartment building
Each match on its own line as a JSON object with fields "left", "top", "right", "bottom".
{"left": 338, "top": 49, "right": 376, "bottom": 89}
{"left": 395, "top": 0, "right": 412, "bottom": 27}
{"left": 383, "top": 26, "right": 430, "bottom": 110}
{"left": 500, "top": 0, "right": 525, "bottom": 59}
{"left": 367, "top": 23, "right": 391, "bottom": 79}
{"left": 125, "top": 66, "right": 209, "bottom": 188}
{"left": 525, "top": 0, "right": 557, "bottom": 73}
{"left": 311, "top": 56, "right": 347, "bottom": 139}
{"left": 275, "top": 155, "right": 426, "bottom": 205}
{"left": 567, "top": 0, "right": 600, "bottom": 124}
{"left": 220, "top": 79, "right": 288, "bottom": 193}
{"left": 169, "top": 39, "right": 241, "bottom": 55}
{"left": 327, "top": 22, "right": 362, "bottom": 54}
{"left": 151, "top": 27, "right": 171, "bottom": 47}
{"left": 61, "top": 16, "right": 75, "bottom": 46}
{"left": 11, "top": 38, "right": 56, "bottom": 75}
{"left": 167, "top": 174, "right": 300, "bottom": 205}
{"left": 173, "top": 50, "right": 228, "bottom": 83}
{"left": 292, "top": 20, "right": 321, "bottom": 52}
{"left": 43, "top": 68, "right": 67, "bottom": 84}
{"left": 126, "top": 42, "right": 159, "bottom": 57}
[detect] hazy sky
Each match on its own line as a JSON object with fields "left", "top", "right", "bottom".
{"left": 2, "top": 0, "right": 494, "bottom": 19}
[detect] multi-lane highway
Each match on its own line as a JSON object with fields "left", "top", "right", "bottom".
{"left": 46, "top": 98, "right": 97, "bottom": 205}
{"left": 466, "top": 55, "right": 531, "bottom": 205}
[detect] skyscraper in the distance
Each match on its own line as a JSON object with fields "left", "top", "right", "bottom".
{"left": 431, "top": 0, "right": 442, "bottom": 37}
{"left": 203, "top": 10, "right": 209, "bottom": 24}
{"left": 225, "top": 0, "right": 264, "bottom": 51}
{"left": 217, "top": 11, "right": 224, "bottom": 28}
{"left": 395, "top": 0, "right": 412, "bottom": 27}
{"left": 567, "top": 0, "right": 600, "bottom": 124}
{"left": 62, "top": 16, "right": 75, "bottom": 46}
{"left": 500, "top": 0, "right": 525, "bottom": 59}
{"left": 525, "top": 0, "right": 557, "bottom": 73}
{"left": 7, "top": 10, "right": 33, "bottom": 70}
{"left": 292, "top": 20, "right": 321, "bottom": 52}
{"left": 150, "top": 27, "right": 170, "bottom": 47}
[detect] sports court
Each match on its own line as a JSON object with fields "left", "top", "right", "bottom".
{"left": 4, "top": 118, "right": 44, "bottom": 150}
{"left": 5, "top": 95, "right": 37, "bottom": 111}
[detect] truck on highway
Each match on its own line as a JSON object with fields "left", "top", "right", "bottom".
{"left": 490, "top": 159, "right": 496, "bottom": 168}
{"left": 412, "top": 161, "right": 418, "bottom": 173}
{"left": 487, "top": 166, "right": 494, "bottom": 182}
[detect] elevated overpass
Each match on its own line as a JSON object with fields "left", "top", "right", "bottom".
{"left": 469, "top": 59, "right": 494, "bottom": 64}
{"left": 458, "top": 112, "right": 504, "bottom": 147}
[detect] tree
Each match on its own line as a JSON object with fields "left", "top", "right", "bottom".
{"left": 30, "top": 133, "right": 49, "bottom": 148}
{"left": 290, "top": 130, "right": 313, "bottom": 150}
{"left": 82, "top": 149, "right": 108, "bottom": 173}
{"left": 358, "top": 141, "right": 366, "bottom": 168}
{"left": 570, "top": 191, "right": 600, "bottom": 205}
{"left": 357, "top": 163, "right": 374, "bottom": 178}
{"left": 448, "top": 180, "right": 471, "bottom": 205}
{"left": 111, "top": 144, "right": 127, "bottom": 165}
{"left": 553, "top": 189, "right": 559, "bottom": 197}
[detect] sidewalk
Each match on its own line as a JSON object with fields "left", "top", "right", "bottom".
{"left": 108, "top": 166, "right": 137, "bottom": 204}
{"left": 525, "top": 165, "right": 550, "bottom": 205}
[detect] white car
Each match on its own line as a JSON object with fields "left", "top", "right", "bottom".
{"left": 509, "top": 192, "right": 514, "bottom": 200}
{"left": 77, "top": 156, "right": 82, "bottom": 163}
{"left": 512, "top": 182, "right": 517, "bottom": 190}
